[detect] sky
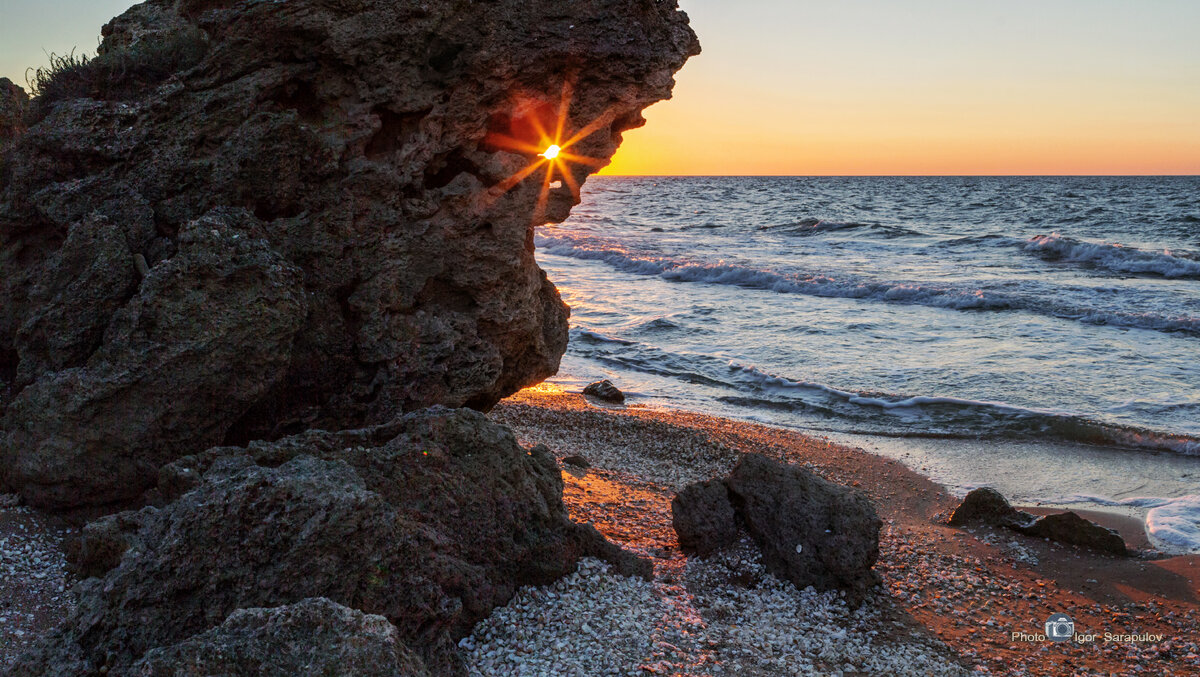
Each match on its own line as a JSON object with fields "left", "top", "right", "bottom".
{"left": 2, "top": 0, "right": 1198, "bottom": 175}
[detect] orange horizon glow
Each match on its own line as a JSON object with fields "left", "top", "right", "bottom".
{"left": 596, "top": 1, "right": 1200, "bottom": 177}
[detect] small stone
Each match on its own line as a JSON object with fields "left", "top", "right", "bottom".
{"left": 583, "top": 380, "right": 626, "bottom": 404}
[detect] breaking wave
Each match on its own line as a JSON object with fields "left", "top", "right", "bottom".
{"left": 1024, "top": 233, "right": 1200, "bottom": 279}
{"left": 538, "top": 233, "right": 1200, "bottom": 337}
{"left": 725, "top": 363, "right": 1200, "bottom": 457}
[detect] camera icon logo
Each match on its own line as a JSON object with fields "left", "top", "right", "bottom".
{"left": 1044, "top": 613, "right": 1074, "bottom": 642}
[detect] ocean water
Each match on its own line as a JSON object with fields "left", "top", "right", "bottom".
{"left": 536, "top": 176, "right": 1200, "bottom": 553}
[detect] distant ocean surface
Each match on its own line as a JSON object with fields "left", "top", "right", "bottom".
{"left": 536, "top": 176, "right": 1200, "bottom": 552}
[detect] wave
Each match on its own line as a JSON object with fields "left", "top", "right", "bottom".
{"left": 564, "top": 331, "right": 1200, "bottom": 458}
{"left": 725, "top": 362, "right": 1200, "bottom": 456}
{"left": 635, "top": 317, "right": 683, "bottom": 333}
{"left": 537, "top": 233, "right": 1200, "bottom": 337}
{"left": 1024, "top": 233, "right": 1200, "bottom": 279}
{"left": 570, "top": 328, "right": 634, "bottom": 346}
{"left": 756, "top": 219, "right": 923, "bottom": 238}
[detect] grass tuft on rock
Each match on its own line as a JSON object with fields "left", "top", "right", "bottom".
{"left": 25, "top": 28, "right": 208, "bottom": 123}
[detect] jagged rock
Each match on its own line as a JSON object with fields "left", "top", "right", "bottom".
{"left": 1023, "top": 511, "right": 1128, "bottom": 556}
{"left": 131, "top": 599, "right": 430, "bottom": 677}
{"left": 0, "top": 78, "right": 27, "bottom": 146}
{"left": 2, "top": 210, "right": 308, "bottom": 509}
{"left": 948, "top": 487, "right": 1128, "bottom": 556}
{"left": 0, "top": 0, "right": 698, "bottom": 509}
{"left": 671, "top": 479, "right": 739, "bottom": 557}
{"left": 11, "top": 408, "right": 650, "bottom": 675}
{"left": 948, "top": 487, "right": 1034, "bottom": 530}
{"left": 673, "top": 454, "right": 882, "bottom": 606}
{"left": 583, "top": 379, "right": 626, "bottom": 403}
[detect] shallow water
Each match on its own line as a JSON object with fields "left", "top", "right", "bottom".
{"left": 538, "top": 176, "right": 1200, "bottom": 552}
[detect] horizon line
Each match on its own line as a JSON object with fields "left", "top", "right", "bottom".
{"left": 597, "top": 174, "right": 1200, "bottom": 178}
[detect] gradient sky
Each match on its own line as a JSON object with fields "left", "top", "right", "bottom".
{"left": 3, "top": 0, "right": 1198, "bottom": 175}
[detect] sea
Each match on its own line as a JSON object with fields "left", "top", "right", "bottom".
{"left": 535, "top": 175, "right": 1200, "bottom": 554}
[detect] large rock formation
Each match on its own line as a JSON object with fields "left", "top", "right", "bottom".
{"left": 12, "top": 407, "right": 650, "bottom": 675}
{"left": 0, "top": 0, "right": 699, "bottom": 509}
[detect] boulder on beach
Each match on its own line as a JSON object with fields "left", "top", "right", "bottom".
{"left": 131, "top": 598, "right": 430, "bottom": 677}
{"left": 0, "top": 0, "right": 699, "bottom": 510}
{"left": 948, "top": 486, "right": 1034, "bottom": 530}
{"left": 672, "top": 454, "right": 883, "bottom": 606}
{"left": 11, "top": 408, "right": 651, "bottom": 675}
{"left": 671, "top": 478, "right": 740, "bottom": 557}
{"left": 949, "top": 487, "right": 1128, "bottom": 556}
{"left": 1022, "top": 511, "right": 1128, "bottom": 556}
{"left": 584, "top": 379, "right": 627, "bottom": 403}
{"left": 562, "top": 453, "right": 591, "bottom": 468}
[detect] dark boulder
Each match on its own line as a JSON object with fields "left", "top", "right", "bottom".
{"left": 671, "top": 479, "right": 739, "bottom": 557}
{"left": 948, "top": 487, "right": 1034, "bottom": 530}
{"left": 948, "top": 487, "right": 1128, "bottom": 556}
{"left": 131, "top": 598, "right": 430, "bottom": 677}
{"left": 583, "top": 379, "right": 626, "bottom": 403}
{"left": 11, "top": 408, "right": 649, "bottom": 675}
{"left": 1023, "top": 511, "right": 1128, "bottom": 556}
{"left": 672, "top": 454, "right": 882, "bottom": 606}
{"left": 725, "top": 454, "right": 882, "bottom": 606}
{"left": 562, "top": 453, "right": 591, "bottom": 468}
{"left": 0, "top": 0, "right": 699, "bottom": 509}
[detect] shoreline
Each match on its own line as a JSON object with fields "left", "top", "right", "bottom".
{"left": 2, "top": 387, "right": 1197, "bottom": 674}
{"left": 549, "top": 369, "right": 1200, "bottom": 555}
{"left": 490, "top": 387, "right": 1200, "bottom": 675}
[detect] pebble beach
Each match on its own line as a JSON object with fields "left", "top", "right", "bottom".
{"left": 3, "top": 387, "right": 1198, "bottom": 675}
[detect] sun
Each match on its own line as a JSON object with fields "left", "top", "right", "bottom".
{"left": 482, "top": 79, "right": 619, "bottom": 224}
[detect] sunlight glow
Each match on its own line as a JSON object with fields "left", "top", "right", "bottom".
{"left": 482, "top": 79, "right": 614, "bottom": 224}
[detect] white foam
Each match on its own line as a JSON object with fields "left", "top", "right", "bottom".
{"left": 1050, "top": 494, "right": 1200, "bottom": 553}
{"left": 1025, "top": 233, "right": 1200, "bottom": 279}
{"left": 537, "top": 233, "right": 1200, "bottom": 336}
{"left": 1143, "top": 495, "right": 1200, "bottom": 552}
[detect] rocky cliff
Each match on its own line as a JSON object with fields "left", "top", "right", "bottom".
{"left": 0, "top": 0, "right": 699, "bottom": 509}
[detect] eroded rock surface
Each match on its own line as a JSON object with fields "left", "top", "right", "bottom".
{"left": 672, "top": 454, "right": 883, "bottom": 607}
{"left": 0, "top": 0, "right": 699, "bottom": 509}
{"left": 0, "top": 79, "right": 26, "bottom": 146}
{"left": 11, "top": 408, "right": 649, "bottom": 675}
{"left": 131, "top": 598, "right": 430, "bottom": 677}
